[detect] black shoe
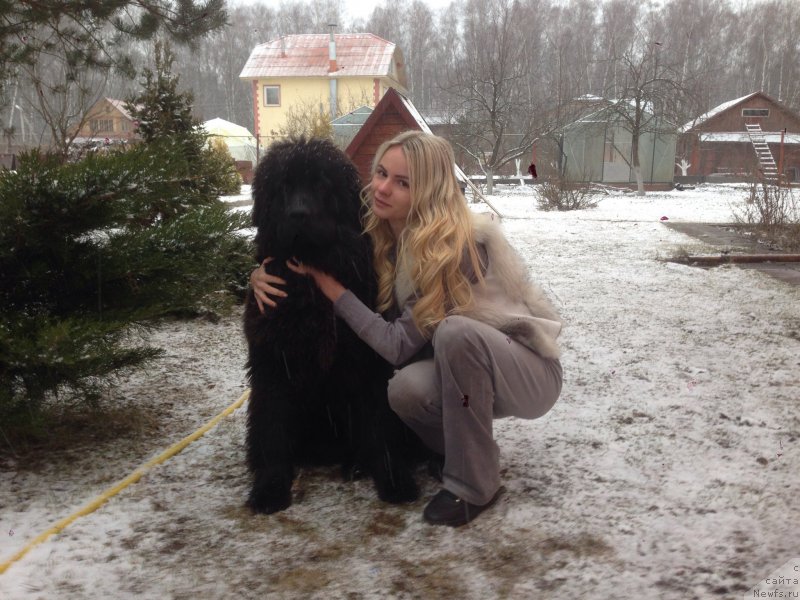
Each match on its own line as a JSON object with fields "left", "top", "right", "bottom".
{"left": 423, "top": 487, "right": 505, "bottom": 527}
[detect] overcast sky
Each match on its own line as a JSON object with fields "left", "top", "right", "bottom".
{"left": 341, "top": 0, "right": 453, "bottom": 21}
{"left": 228, "top": 0, "right": 454, "bottom": 25}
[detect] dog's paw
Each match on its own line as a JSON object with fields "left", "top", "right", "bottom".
{"left": 246, "top": 468, "right": 293, "bottom": 514}
{"left": 246, "top": 486, "right": 292, "bottom": 515}
{"left": 373, "top": 466, "right": 419, "bottom": 504}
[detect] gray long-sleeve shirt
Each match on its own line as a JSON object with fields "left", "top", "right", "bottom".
{"left": 334, "top": 291, "right": 427, "bottom": 367}
{"left": 333, "top": 244, "right": 488, "bottom": 367}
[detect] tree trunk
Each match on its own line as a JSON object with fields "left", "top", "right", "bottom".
{"left": 631, "top": 133, "right": 645, "bottom": 196}
{"left": 633, "top": 164, "right": 645, "bottom": 196}
{"left": 485, "top": 167, "right": 495, "bottom": 195}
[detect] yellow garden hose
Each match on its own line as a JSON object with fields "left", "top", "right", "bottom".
{"left": 0, "top": 389, "right": 249, "bottom": 575}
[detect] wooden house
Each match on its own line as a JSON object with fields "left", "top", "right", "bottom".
{"left": 343, "top": 87, "right": 500, "bottom": 214}
{"left": 678, "top": 91, "right": 800, "bottom": 183}
{"left": 239, "top": 31, "right": 407, "bottom": 149}
{"left": 72, "top": 98, "right": 139, "bottom": 143}
{"left": 345, "top": 87, "right": 430, "bottom": 184}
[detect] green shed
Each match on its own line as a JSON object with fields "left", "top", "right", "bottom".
{"left": 560, "top": 102, "right": 676, "bottom": 186}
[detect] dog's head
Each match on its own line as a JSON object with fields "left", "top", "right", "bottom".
{"left": 251, "top": 137, "right": 363, "bottom": 263}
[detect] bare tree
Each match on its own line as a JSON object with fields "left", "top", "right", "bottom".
{"left": 172, "top": 12, "right": 266, "bottom": 126}
{"left": 17, "top": 26, "right": 109, "bottom": 158}
{"left": 1, "top": 1, "right": 227, "bottom": 158}
{"left": 738, "top": 0, "right": 800, "bottom": 107}
{"left": 7, "top": 0, "right": 800, "bottom": 163}
{"left": 659, "top": 0, "right": 739, "bottom": 124}
{"left": 1, "top": 1, "right": 227, "bottom": 109}
{"left": 596, "top": 0, "right": 641, "bottom": 99}
{"left": 601, "top": 18, "right": 693, "bottom": 195}
{"left": 444, "top": 0, "right": 539, "bottom": 194}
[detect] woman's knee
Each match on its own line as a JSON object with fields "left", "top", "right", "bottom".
{"left": 433, "top": 316, "right": 486, "bottom": 358}
{"left": 387, "top": 361, "right": 438, "bottom": 421}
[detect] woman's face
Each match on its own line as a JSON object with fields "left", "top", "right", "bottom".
{"left": 371, "top": 146, "right": 412, "bottom": 238}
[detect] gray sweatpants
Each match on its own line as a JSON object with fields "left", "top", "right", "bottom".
{"left": 387, "top": 315, "right": 563, "bottom": 505}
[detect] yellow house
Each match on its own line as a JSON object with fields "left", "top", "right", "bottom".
{"left": 239, "top": 32, "right": 408, "bottom": 147}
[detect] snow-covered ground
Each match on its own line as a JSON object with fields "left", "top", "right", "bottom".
{"left": 1, "top": 183, "right": 798, "bottom": 599}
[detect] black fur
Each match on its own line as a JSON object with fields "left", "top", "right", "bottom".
{"left": 243, "top": 137, "right": 421, "bottom": 514}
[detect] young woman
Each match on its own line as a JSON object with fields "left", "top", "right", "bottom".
{"left": 250, "top": 131, "right": 563, "bottom": 527}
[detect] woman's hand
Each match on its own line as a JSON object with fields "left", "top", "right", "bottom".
{"left": 250, "top": 258, "right": 288, "bottom": 313}
{"left": 286, "top": 259, "right": 346, "bottom": 303}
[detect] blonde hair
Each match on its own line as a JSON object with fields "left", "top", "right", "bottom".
{"left": 361, "top": 131, "right": 484, "bottom": 337}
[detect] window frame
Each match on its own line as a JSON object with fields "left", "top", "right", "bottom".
{"left": 90, "top": 118, "right": 114, "bottom": 133}
{"left": 742, "top": 108, "right": 769, "bottom": 118}
{"left": 263, "top": 85, "right": 281, "bottom": 107}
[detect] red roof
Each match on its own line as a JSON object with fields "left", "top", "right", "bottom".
{"left": 240, "top": 33, "right": 400, "bottom": 79}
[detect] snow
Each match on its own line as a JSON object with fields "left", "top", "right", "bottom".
{"left": 219, "top": 183, "right": 252, "bottom": 206}
{"left": 2, "top": 183, "right": 799, "bottom": 598}
{"left": 699, "top": 132, "right": 800, "bottom": 144}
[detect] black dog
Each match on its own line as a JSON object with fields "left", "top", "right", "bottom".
{"left": 243, "top": 137, "right": 421, "bottom": 514}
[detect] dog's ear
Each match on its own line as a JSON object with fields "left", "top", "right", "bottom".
{"left": 251, "top": 140, "right": 291, "bottom": 229}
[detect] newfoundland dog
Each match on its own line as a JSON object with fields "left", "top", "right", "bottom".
{"left": 243, "top": 137, "right": 421, "bottom": 514}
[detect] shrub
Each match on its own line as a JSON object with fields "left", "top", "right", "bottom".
{"left": 536, "top": 176, "right": 599, "bottom": 211}
{"left": 206, "top": 138, "right": 243, "bottom": 196}
{"left": 734, "top": 181, "right": 800, "bottom": 250}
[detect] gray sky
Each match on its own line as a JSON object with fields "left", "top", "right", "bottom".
{"left": 227, "top": 0, "right": 454, "bottom": 25}
{"left": 341, "top": 0, "right": 453, "bottom": 21}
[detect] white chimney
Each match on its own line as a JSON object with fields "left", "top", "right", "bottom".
{"left": 328, "top": 24, "right": 337, "bottom": 118}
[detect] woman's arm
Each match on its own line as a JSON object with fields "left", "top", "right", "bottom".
{"left": 287, "top": 260, "right": 427, "bottom": 366}
{"left": 286, "top": 259, "right": 345, "bottom": 303}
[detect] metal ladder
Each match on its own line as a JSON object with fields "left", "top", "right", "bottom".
{"left": 744, "top": 123, "right": 779, "bottom": 183}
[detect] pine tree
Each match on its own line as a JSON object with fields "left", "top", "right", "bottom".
{"left": 0, "top": 42, "right": 252, "bottom": 426}
{"left": 126, "top": 40, "right": 241, "bottom": 201}
{"left": 127, "top": 41, "right": 200, "bottom": 143}
{"left": 0, "top": 1, "right": 227, "bottom": 102}
{"left": 0, "top": 142, "right": 251, "bottom": 427}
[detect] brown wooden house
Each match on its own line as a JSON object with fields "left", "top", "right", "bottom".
{"left": 678, "top": 91, "right": 800, "bottom": 183}
{"left": 344, "top": 86, "right": 500, "bottom": 214}
{"left": 345, "top": 86, "right": 430, "bottom": 184}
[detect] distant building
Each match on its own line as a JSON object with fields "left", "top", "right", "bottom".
{"left": 343, "top": 86, "right": 486, "bottom": 208}
{"left": 202, "top": 118, "right": 258, "bottom": 184}
{"left": 345, "top": 87, "right": 429, "bottom": 185}
{"left": 72, "top": 98, "right": 140, "bottom": 144}
{"left": 559, "top": 101, "right": 676, "bottom": 187}
{"left": 331, "top": 106, "right": 372, "bottom": 149}
{"left": 678, "top": 91, "right": 800, "bottom": 183}
{"left": 239, "top": 32, "right": 408, "bottom": 149}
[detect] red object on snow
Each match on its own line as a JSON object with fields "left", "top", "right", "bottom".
{"left": 660, "top": 216, "right": 669, "bottom": 221}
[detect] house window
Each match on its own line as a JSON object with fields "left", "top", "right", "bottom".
{"left": 90, "top": 119, "right": 114, "bottom": 133}
{"left": 263, "top": 85, "right": 280, "bottom": 106}
{"left": 742, "top": 108, "right": 769, "bottom": 117}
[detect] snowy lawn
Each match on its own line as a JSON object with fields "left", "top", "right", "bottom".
{"left": 1, "top": 184, "right": 798, "bottom": 599}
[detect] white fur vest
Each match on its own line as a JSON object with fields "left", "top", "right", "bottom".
{"left": 394, "top": 213, "right": 563, "bottom": 359}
